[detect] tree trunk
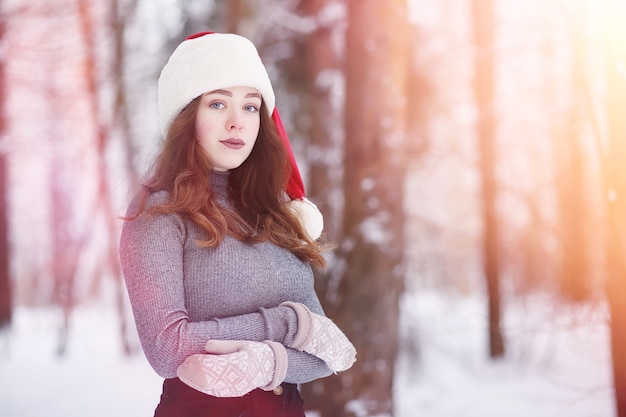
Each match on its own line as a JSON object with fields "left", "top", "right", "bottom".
{"left": 297, "top": 0, "right": 344, "bottom": 409}
{"left": 111, "top": 0, "right": 138, "bottom": 186}
{"left": 50, "top": 157, "right": 78, "bottom": 356}
{"left": 110, "top": 0, "right": 138, "bottom": 355}
{"left": 304, "top": 1, "right": 409, "bottom": 416}
{"left": 555, "top": 13, "right": 590, "bottom": 302}
{"left": 0, "top": 147, "right": 8, "bottom": 330}
{"left": 471, "top": 0, "right": 504, "bottom": 358}
{"left": 603, "top": 3, "right": 626, "bottom": 414}
{"left": 299, "top": 0, "right": 343, "bottom": 242}
{"left": 225, "top": 0, "right": 244, "bottom": 34}
{"left": 0, "top": 2, "right": 9, "bottom": 328}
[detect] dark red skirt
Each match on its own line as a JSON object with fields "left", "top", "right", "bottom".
{"left": 153, "top": 378, "right": 305, "bottom": 417}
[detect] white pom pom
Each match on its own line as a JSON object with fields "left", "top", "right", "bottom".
{"left": 287, "top": 198, "right": 324, "bottom": 241}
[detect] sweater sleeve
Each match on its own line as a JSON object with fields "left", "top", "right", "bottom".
{"left": 119, "top": 194, "right": 331, "bottom": 382}
{"left": 284, "top": 348, "right": 333, "bottom": 383}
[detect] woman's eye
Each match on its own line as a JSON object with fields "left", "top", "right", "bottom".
{"left": 244, "top": 104, "right": 259, "bottom": 113}
{"left": 209, "top": 102, "right": 225, "bottom": 110}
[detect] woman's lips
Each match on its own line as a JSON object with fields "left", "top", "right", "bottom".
{"left": 220, "top": 138, "right": 245, "bottom": 149}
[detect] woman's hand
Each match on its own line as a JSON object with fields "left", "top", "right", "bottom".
{"left": 177, "top": 339, "right": 287, "bottom": 397}
{"left": 281, "top": 301, "right": 357, "bottom": 373}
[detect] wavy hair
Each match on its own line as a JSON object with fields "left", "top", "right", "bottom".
{"left": 128, "top": 96, "right": 327, "bottom": 269}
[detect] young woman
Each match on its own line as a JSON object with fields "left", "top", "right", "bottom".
{"left": 119, "top": 32, "right": 355, "bottom": 417}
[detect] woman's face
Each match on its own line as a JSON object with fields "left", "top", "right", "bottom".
{"left": 195, "top": 86, "right": 262, "bottom": 171}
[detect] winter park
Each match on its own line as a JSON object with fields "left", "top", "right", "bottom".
{"left": 0, "top": 1, "right": 625, "bottom": 416}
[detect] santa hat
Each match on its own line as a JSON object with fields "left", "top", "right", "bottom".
{"left": 158, "top": 32, "right": 323, "bottom": 240}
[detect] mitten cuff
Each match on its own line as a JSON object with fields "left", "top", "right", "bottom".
{"left": 260, "top": 340, "right": 288, "bottom": 391}
{"left": 280, "top": 301, "right": 314, "bottom": 350}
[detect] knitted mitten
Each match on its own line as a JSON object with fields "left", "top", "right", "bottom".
{"left": 281, "top": 301, "right": 356, "bottom": 373}
{"left": 177, "top": 339, "right": 287, "bottom": 398}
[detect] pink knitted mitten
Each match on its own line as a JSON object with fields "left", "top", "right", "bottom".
{"left": 281, "top": 301, "right": 356, "bottom": 373}
{"left": 177, "top": 339, "right": 287, "bottom": 398}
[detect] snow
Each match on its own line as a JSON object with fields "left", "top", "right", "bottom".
{"left": 0, "top": 290, "right": 614, "bottom": 417}
{"left": 0, "top": 306, "right": 162, "bottom": 417}
{"left": 395, "top": 291, "right": 614, "bottom": 417}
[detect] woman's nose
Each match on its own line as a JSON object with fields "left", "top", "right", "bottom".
{"left": 227, "top": 110, "right": 243, "bottom": 130}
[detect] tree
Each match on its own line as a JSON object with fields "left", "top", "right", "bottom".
{"left": 0, "top": 0, "right": 10, "bottom": 329}
{"left": 109, "top": 0, "right": 140, "bottom": 355}
{"left": 297, "top": 0, "right": 345, "bottom": 410}
{"left": 471, "top": 0, "right": 504, "bottom": 358}
{"left": 298, "top": 0, "right": 343, "bottom": 240}
{"left": 554, "top": 7, "right": 592, "bottom": 302}
{"left": 603, "top": 1, "right": 626, "bottom": 414}
{"left": 303, "top": 0, "right": 410, "bottom": 415}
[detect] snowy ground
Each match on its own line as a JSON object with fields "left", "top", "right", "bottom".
{"left": 0, "top": 291, "right": 615, "bottom": 417}
{"left": 0, "top": 305, "right": 162, "bottom": 417}
{"left": 395, "top": 291, "right": 614, "bottom": 417}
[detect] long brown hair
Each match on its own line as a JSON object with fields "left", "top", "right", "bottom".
{"left": 129, "top": 96, "right": 327, "bottom": 269}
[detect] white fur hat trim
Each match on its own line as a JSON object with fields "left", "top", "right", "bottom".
{"left": 287, "top": 198, "right": 324, "bottom": 241}
{"left": 158, "top": 33, "right": 275, "bottom": 136}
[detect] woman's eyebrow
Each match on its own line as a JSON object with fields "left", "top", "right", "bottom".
{"left": 206, "top": 89, "right": 231, "bottom": 96}
{"left": 205, "top": 89, "right": 261, "bottom": 100}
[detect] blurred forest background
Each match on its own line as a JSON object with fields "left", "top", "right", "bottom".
{"left": 0, "top": 0, "right": 625, "bottom": 416}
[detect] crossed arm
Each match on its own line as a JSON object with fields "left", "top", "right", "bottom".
{"left": 119, "top": 197, "right": 355, "bottom": 394}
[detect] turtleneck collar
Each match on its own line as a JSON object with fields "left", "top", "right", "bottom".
{"left": 210, "top": 170, "right": 232, "bottom": 206}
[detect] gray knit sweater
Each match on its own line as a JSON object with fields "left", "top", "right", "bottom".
{"left": 119, "top": 171, "right": 332, "bottom": 383}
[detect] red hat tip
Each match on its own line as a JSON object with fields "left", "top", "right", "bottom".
{"left": 185, "top": 31, "right": 215, "bottom": 40}
{"left": 272, "top": 109, "right": 305, "bottom": 200}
